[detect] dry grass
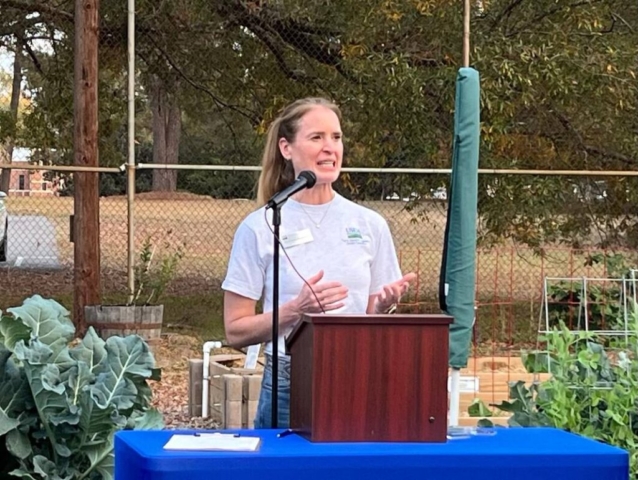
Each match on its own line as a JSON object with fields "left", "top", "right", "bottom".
{"left": 3, "top": 193, "right": 624, "bottom": 304}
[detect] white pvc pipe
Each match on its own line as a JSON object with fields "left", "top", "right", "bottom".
{"left": 201, "top": 341, "right": 222, "bottom": 419}
{"left": 449, "top": 368, "right": 461, "bottom": 427}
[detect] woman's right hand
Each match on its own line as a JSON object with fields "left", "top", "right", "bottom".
{"left": 289, "top": 270, "right": 348, "bottom": 318}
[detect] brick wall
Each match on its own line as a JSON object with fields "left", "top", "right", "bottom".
{"left": 8, "top": 168, "right": 59, "bottom": 197}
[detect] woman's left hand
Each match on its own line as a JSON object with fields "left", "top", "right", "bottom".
{"left": 372, "top": 272, "right": 417, "bottom": 314}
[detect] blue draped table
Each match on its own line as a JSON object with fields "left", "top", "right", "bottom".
{"left": 114, "top": 427, "right": 628, "bottom": 480}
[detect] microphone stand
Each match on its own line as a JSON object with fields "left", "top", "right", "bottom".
{"left": 271, "top": 204, "right": 281, "bottom": 429}
{"left": 265, "top": 171, "right": 316, "bottom": 430}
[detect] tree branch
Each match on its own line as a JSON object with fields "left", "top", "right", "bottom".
{"left": 238, "top": 20, "right": 309, "bottom": 82}
{"left": 143, "top": 33, "right": 261, "bottom": 126}
{"left": 271, "top": 19, "right": 346, "bottom": 70}
{"left": 22, "top": 39, "right": 43, "bottom": 74}
{"left": 364, "top": 29, "right": 453, "bottom": 68}
{"left": 489, "top": 0, "right": 526, "bottom": 30}
{"left": 583, "top": 146, "right": 636, "bottom": 166}
{"left": 552, "top": 110, "right": 636, "bottom": 167}
{"left": 0, "top": 0, "right": 73, "bottom": 23}
{"left": 215, "top": 0, "right": 353, "bottom": 81}
{"left": 275, "top": 19, "right": 341, "bottom": 38}
{"left": 0, "top": 16, "right": 44, "bottom": 37}
{"left": 553, "top": 110, "right": 585, "bottom": 145}
{"left": 506, "top": 0, "right": 606, "bottom": 37}
{"left": 611, "top": 12, "right": 635, "bottom": 32}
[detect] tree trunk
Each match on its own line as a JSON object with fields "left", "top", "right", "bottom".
{"left": 0, "top": 36, "right": 23, "bottom": 194}
{"left": 151, "top": 76, "right": 181, "bottom": 192}
{"left": 73, "top": 0, "right": 101, "bottom": 333}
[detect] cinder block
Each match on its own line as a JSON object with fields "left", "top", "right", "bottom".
{"left": 204, "top": 378, "right": 223, "bottom": 425}
{"left": 209, "top": 354, "right": 264, "bottom": 376}
{"left": 243, "top": 375, "right": 263, "bottom": 402}
{"left": 225, "top": 400, "right": 243, "bottom": 428}
{"left": 193, "top": 353, "right": 265, "bottom": 428}
{"left": 245, "top": 400, "right": 259, "bottom": 428}
{"left": 188, "top": 359, "right": 203, "bottom": 417}
{"left": 224, "top": 374, "right": 243, "bottom": 402}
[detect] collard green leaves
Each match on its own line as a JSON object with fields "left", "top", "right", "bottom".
{"left": 0, "top": 296, "right": 162, "bottom": 480}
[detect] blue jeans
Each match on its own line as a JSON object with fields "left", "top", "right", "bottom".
{"left": 254, "top": 354, "right": 290, "bottom": 429}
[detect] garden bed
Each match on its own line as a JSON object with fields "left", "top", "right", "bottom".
{"left": 152, "top": 335, "right": 544, "bottom": 429}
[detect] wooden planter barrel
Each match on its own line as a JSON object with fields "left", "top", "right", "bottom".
{"left": 84, "top": 305, "right": 164, "bottom": 346}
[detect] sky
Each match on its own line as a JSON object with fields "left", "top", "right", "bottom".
{"left": 0, "top": 47, "right": 14, "bottom": 73}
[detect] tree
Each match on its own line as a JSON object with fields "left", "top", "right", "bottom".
{"left": 0, "top": 34, "right": 22, "bottom": 193}
{"left": 472, "top": 0, "right": 638, "bottom": 247}
{"left": 0, "top": 0, "right": 636, "bottom": 247}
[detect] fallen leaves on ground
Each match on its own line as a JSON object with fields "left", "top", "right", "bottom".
{"left": 149, "top": 332, "right": 221, "bottom": 429}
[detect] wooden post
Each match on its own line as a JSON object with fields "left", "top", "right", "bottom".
{"left": 73, "top": 0, "right": 101, "bottom": 333}
{"left": 463, "top": 0, "right": 471, "bottom": 68}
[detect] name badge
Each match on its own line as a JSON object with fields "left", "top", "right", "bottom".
{"left": 280, "top": 228, "right": 314, "bottom": 248}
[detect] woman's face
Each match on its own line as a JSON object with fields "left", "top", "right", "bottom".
{"left": 279, "top": 106, "right": 343, "bottom": 186}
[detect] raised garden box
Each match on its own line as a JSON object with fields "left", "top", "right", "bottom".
{"left": 189, "top": 353, "right": 263, "bottom": 428}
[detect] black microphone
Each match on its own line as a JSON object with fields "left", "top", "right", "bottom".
{"left": 266, "top": 171, "right": 317, "bottom": 209}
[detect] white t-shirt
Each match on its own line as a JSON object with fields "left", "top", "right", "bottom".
{"left": 221, "top": 193, "right": 403, "bottom": 357}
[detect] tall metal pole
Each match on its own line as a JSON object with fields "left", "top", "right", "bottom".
{"left": 127, "top": 0, "right": 136, "bottom": 303}
{"left": 463, "top": 0, "right": 471, "bottom": 68}
{"left": 450, "top": 0, "right": 473, "bottom": 428}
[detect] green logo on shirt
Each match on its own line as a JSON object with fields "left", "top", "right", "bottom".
{"left": 346, "top": 227, "right": 363, "bottom": 239}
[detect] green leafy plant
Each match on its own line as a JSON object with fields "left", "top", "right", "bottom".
{"left": 546, "top": 253, "right": 634, "bottom": 332}
{"left": 0, "top": 295, "right": 163, "bottom": 480}
{"left": 132, "top": 233, "right": 185, "bottom": 306}
{"left": 470, "top": 311, "right": 638, "bottom": 476}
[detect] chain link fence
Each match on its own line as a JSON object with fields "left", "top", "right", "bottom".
{"left": 1, "top": 0, "right": 637, "bottom": 419}
{"left": 2, "top": 167, "right": 635, "bottom": 341}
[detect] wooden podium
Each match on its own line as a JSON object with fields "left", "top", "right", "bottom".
{"left": 285, "top": 313, "right": 453, "bottom": 443}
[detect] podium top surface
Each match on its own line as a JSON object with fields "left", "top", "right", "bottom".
{"left": 299, "top": 313, "right": 453, "bottom": 325}
{"left": 286, "top": 313, "right": 453, "bottom": 349}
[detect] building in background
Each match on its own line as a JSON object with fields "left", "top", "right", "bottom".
{"left": 7, "top": 148, "right": 59, "bottom": 196}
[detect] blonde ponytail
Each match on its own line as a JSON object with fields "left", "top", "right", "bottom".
{"left": 256, "top": 97, "right": 341, "bottom": 206}
{"left": 257, "top": 117, "right": 295, "bottom": 205}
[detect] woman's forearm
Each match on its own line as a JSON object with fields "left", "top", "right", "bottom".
{"left": 225, "top": 300, "right": 301, "bottom": 348}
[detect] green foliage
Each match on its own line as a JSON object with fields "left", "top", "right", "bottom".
{"left": 546, "top": 252, "right": 637, "bottom": 332}
{"left": 1, "top": 0, "right": 637, "bottom": 244}
{"left": 0, "top": 295, "right": 163, "bottom": 480}
{"left": 467, "top": 398, "right": 493, "bottom": 419}
{"left": 472, "top": 313, "right": 638, "bottom": 475}
{"left": 132, "top": 234, "right": 185, "bottom": 306}
{"left": 0, "top": 110, "right": 17, "bottom": 144}
{"left": 175, "top": 129, "right": 261, "bottom": 199}
{"left": 472, "top": 1, "right": 638, "bottom": 248}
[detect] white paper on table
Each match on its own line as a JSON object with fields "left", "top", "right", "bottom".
{"left": 163, "top": 433, "right": 261, "bottom": 451}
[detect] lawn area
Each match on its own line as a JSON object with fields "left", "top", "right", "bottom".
{"left": 2, "top": 193, "right": 631, "bottom": 347}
